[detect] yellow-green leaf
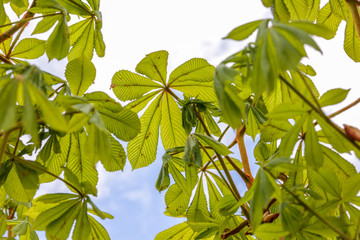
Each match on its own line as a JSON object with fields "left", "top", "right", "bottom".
{"left": 111, "top": 70, "right": 162, "bottom": 101}
{"left": 161, "top": 93, "right": 187, "bottom": 150}
{"left": 344, "top": 19, "right": 360, "bottom": 62}
{"left": 127, "top": 95, "right": 162, "bottom": 169}
{"left": 168, "top": 58, "right": 214, "bottom": 84}
{"left": 46, "top": 17, "right": 69, "bottom": 60}
{"left": 136, "top": 50, "right": 168, "bottom": 85}
{"left": 65, "top": 56, "right": 96, "bottom": 96}
{"left": 11, "top": 38, "right": 46, "bottom": 59}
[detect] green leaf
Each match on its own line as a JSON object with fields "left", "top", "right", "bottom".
{"left": 36, "top": 193, "right": 78, "bottom": 203}
{"left": 304, "top": 116, "right": 324, "bottom": 169}
{"left": 343, "top": 173, "right": 360, "bottom": 201}
{"left": 225, "top": 20, "right": 264, "bottom": 41}
{"left": 12, "top": 221, "right": 29, "bottom": 235}
{"left": 27, "top": 82, "right": 68, "bottom": 132}
{"left": 254, "top": 223, "right": 289, "bottom": 239}
{"left": 155, "top": 161, "right": 170, "bottom": 192}
{"left": 0, "top": 79, "right": 18, "bottom": 131}
{"left": 95, "top": 100, "right": 140, "bottom": 141}
{"left": 68, "top": 19, "right": 94, "bottom": 61}
{"left": 319, "top": 88, "right": 350, "bottom": 107}
{"left": 251, "top": 168, "right": 279, "bottom": 229}
{"left": 187, "top": 177, "right": 212, "bottom": 228}
{"left": 67, "top": 133, "right": 98, "bottom": 190}
{"left": 273, "top": 0, "right": 291, "bottom": 22}
{"left": 168, "top": 58, "right": 214, "bottom": 84}
{"left": 4, "top": 163, "right": 38, "bottom": 203}
{"left": 56, "top": 0, "right": 90, "bottom": 15}
{"left": 32, "top": 199, "right": 79, "bottom": 230}
{"left": 260, "top": 119, "right": 292, "bottom": 142}
{"left": 127, "top": 95, "right": 162, "bottom": 169}
{"left": 214, "top": 65, "right": 245, "bottom": 128}
{"left": 344, "top": 19, "right": 360, "bottom": 62}
{"left": 88, "top": 215, "right": 111, "bottom": 240}
{"left": 194, "top": 133, "right": 232, "bottom": 156}
{"left": 279, "top": 115, "right": 306, "bottom": 157}
{"left": 94, "top": 28, "right": 105, "bottom": 57}
{"left": 329, "top": 0, "right": 350, "bottom": 19}
{"left": 72, "top": 203, "right": 91, "bottom": 240}
{"left": 100, "top": 134, "right": 126, "bottom": 172}
{"left": 317, "top": 3, "right": 342, "bottom": 39}
{"left": 155, "top": 222, "right": 195, "bottom": 240}
{"left": 45, "top": 203, "right": 80, "bottom": 240}
{"left": 10, "top": 38, "right": 46, "bottom": 59}
{"left": 183, "top": 135, "right": 202, "bottom": 168}
{"left": 283, "top": 0, "right": 320, "bottom": 21}
{"left": 111, "top": 70, "right": 162, "bottom": 101}
{"left": 37, "top": 134, "right": 70, "bottom": 183}
{"left": 65, "top": 56, "right": 96, "bottom": 96}
{"left": 22, "top": 83, "right": 40, "bottom": 147}
{"left": 267, "top": 103, "right": 307, "bottom": 119}
{"left": 311, "top": 168, "right": 342, "bottom": 198}
{"left": 46, "top": 17, "right": 69, "bottom": 60}
{"left": 136, "top": 50, "right": 168, "bottom": 85}
{"left": 171, "top": 80, "right": 218, "bottom": 102}
{"left": 161, "top": 93, "right": 187, "bottom": 150}
{"left": 32, "top": 15, "right": 62, "bottom": 35}
{"left": 164, "top": 184, "right": 190, "bottom": 217}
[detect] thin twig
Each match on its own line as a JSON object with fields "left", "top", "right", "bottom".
{"left": 327, "top": 97, "right": 360, "bottom": 119}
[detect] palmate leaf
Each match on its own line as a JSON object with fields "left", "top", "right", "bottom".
{"left": 68, "top": 19, "right": 94, "bottom": 61}
{"left": 112, "top": 50, "right": 215, "bottom": 169}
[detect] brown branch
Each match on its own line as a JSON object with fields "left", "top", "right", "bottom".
{"left": 0, "top": 53, "right": 12, "bottom": 64}
{"left": 0, "top": 0, "right": 36, "bottom": 44}
{"left": 327, "top": 97, "right": 360, "bottom": 119}
{"left": 221, "top": 220, "right": 249, "bottom": 239}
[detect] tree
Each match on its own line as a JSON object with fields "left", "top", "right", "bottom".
{"left": 0, "top": 0, "right": 360, "bottom": 239}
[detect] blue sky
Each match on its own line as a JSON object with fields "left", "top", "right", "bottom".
{"left": 27, "top": 0, "right": 360, "bottom": 239}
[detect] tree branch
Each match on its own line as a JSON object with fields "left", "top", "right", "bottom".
{"left": 0, "top": 0, "right": 36, "bottom": 44}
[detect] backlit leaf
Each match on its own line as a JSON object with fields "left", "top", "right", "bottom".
{"left": 168, "top": 58, "right": 214, "bottom": 84}
{"left": 319, "top": 88, "right": 349, "bottom": 107}
{"left": 65, "top": 56, "right": 96, "bottom": 96}
{"left": 344, "top": 19, "right": 360, "bottom": 62}
{"left": 304, "top": 116, "right": 324, "bottom": 169}
{"left": 111, "top": 70, "right": 161, "bottom": 101}
{"left": 225, "top": 20, "right": 264, "bottom": 41}
{"left": 161, "top": 93, "right": 187, "bottom": 150}
{"left": 127, "top": 95, "right": 162, "bottom": 169}
{"left": 46, "top": 17, "right": 69, "bottom": 60}
{"left": 136, "top": 50, "right": 168, "bottom": 85}
{"left": 11, "top": 38, "right": 46, "bottom": 59}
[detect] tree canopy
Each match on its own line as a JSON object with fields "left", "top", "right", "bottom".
{"left": 0, "top": 0, "right": 360, "bottom": 239}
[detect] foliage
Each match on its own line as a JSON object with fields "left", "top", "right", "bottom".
{"left": 0, "top": 0, "right": 360, "bottom": 240}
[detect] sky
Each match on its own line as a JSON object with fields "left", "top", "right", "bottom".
{"left": 14, "top": 0, "right": 360, "bottom": 239}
